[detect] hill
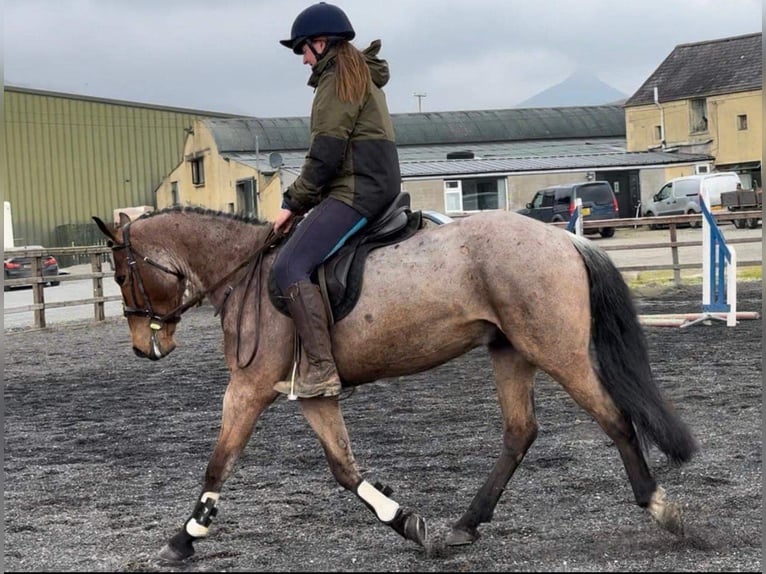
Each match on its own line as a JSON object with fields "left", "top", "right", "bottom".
{"left": 516, "top": 70, "right": 627, "bottom": 107}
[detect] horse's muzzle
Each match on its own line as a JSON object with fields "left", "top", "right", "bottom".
{"left": 133, "top": 345, "right": 173, "bottom": 361}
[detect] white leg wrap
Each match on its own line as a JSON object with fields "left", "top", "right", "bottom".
{"left": 185, "top": 491, "right": 220, "bottom": 538}
{"left": 357, "top": 480, "right": 400, "bottom": 523}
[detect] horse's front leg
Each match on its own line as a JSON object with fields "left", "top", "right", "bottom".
{"left": 159, "top": 371, "right": 277, "bottom": 562}
{"left": 300, "top": 397, "right": 428, "bottom": 548}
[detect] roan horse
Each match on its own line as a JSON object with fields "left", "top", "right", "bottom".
{"left": 93, "top": 206, "right": 697, "bottom": 562}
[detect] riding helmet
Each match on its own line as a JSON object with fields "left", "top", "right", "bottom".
{"left": 279, "top": 2, "right": 355, "bottom": 54}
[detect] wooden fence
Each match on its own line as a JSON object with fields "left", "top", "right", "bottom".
{"left": 4, "top": 246, "right": 118, "bottom": 329}
{"left": 4, "top": 210, "right": 762, "bottom": 331}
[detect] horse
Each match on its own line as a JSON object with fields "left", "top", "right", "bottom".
{"left": 93, "top": 206, "right": 697, "bottom": 563}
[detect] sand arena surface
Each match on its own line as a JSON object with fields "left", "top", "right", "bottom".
{"left": 4, "top": 282, "right": 761, "bottom": 572}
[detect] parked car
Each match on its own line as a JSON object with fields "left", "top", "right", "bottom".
{"left": 516, "top": 181, "right": 619, "bottom": 238}
{"left": 642, "top": 172, "right": 742, "bottom": 229}
{"left": 4, "top": 246, "right": 60, "bottom": 291}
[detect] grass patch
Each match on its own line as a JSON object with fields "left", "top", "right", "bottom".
{"left": 624, "top": 265, "right": 762, "bottom": 296}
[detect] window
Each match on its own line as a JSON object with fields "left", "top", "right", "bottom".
{"left": 170, "top": 181, "right": 179, "bottom": 205}
{"left": 654, "top": 125, "right": 663, "bottom": 141}
{"left": 737, "top": 114, "right": 748, "bottom": 130}
{"left": 190, "top": 157, "right": 205, "bottom": 185}
{"left": 236, "top": 178, "right": 257, "bottom": 218}
{"left": 689, "top": 98, "right": 708, "bottom": 133}
{"left": 531, "top": 191, "right": 554, "bottom": 209}
{"left": 444, "top": 180, "right": 463, "bottom": 212}
{"left": 656, "top": 183, "right": 672, "bottom": 201}
{"left": 444, "top": 178, "right": 507, "bottom": 213}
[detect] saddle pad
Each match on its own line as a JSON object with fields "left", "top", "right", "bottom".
{"left": 268, "top": 210, "right": 422, "bottom": 322}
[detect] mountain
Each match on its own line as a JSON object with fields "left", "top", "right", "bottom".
{"left": 516, "top": 71, "right": 627, "bottom": 108}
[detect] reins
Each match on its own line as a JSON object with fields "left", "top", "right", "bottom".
{"left": 163, "top": 227, "right": 280, "bottom": 325}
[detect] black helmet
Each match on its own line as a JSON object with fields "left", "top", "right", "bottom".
{"left": 279, "top": 2, "right": 355, "bottom": 54}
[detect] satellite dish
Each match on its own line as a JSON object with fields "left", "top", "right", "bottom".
{"left": 268, "top": 152, "right": 284, "bottom": 169}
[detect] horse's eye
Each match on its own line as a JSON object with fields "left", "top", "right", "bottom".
{"left": 115, "top": 274, "right": 127, "bottom": 286}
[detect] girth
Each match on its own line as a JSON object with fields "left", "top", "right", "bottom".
{"left": 268, "top": 192, "right": 423, "bottom": 323}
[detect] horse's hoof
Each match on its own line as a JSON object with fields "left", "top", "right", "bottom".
{"left": 648, "top": 487, "right": 685, "bottom": 538}
{"left": 390, "top": 508, "right": 428, "bottom": 547}
{"left": 158, "top": 531, "right": 196, "bottom": 562}
{"left": 403, "top": 512, "right": 429, "bottom": 547}
{"left": 445, "top": 526, "right": 480, "bottom": 546}
{"left": 656, "top": 502, "right": 685, "bottom": 537}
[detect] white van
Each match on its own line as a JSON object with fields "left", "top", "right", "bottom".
{"left": 642, "top": 172, "right": 742, "bottom": 227}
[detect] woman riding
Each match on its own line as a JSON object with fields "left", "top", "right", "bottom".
{"left": 272, "top": 2, "right": 401, "bottom": 399}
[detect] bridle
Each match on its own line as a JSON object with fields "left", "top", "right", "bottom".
{"left": 113, "top": 222, "right": 187, "bottom": 332}
{"left": 112, "top": 222, "right": 281, "bottom": 332}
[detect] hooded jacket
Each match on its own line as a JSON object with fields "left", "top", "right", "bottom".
{"left": 282, "top": 40, "right": 401, "bottom": 219}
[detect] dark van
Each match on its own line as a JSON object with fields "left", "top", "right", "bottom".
{"left": 516, "top": 181, "right": 619, "bottom": 237}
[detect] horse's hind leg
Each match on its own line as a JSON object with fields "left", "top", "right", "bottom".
{"left": 159, "top": 372, "right": 277, "bottom": 562}
{"left": 299, "top": 398, "right": 428, "bottom": 547}
{"left": 548, "top": 359, "right": 684, "bottom": 537}
{"left": 447, "top": 341, "right": 539, "bottom": 546}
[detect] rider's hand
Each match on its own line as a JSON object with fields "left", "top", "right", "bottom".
{"left": 273, "top": 208, "right": 295, "bottom": 235}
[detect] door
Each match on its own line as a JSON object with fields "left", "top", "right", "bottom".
{"left": 653, "top": 182, "right": 682, "bottom": 215}
{"left": 528, "top": 191, "right": 556, "bottom": 222}
{"left": 594, "top": 170, "right": 637, "bottom": 218}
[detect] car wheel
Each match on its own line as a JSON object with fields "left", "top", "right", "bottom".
{"left": 746, "top": 218, "right": 760, "bottom": 229}
{"left": 599, "top": 227, "right": 615, "bottom": 238}
{"left": 645, "top": 211, "right": 659, "bottom": 230}
{"left": 688, "top": 210, "right": 701, "bottom": 228}
{"left": 733, "top": 218, "right": 746, "bottom": 229}
{"left": 50, "top": 281, "right": 60, "bottom": 287}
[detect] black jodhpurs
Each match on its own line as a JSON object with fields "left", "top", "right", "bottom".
{"left": 273, "top": 197, "right": 367, "bottom": 293}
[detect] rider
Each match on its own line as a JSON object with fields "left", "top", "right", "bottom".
{"left": 272, "top": 2, "right": 401, "bottom": 399}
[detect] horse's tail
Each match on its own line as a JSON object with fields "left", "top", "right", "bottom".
{"left": 570, "top": 235, "right": 698, "bottom": 464}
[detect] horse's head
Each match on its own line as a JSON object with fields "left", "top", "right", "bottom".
{"left": 93, "top": 213, "right": 185, "bottom": 360}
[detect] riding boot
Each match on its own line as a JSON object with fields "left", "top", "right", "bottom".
{"left": 273, "top": 280, "right": 342, "bottom": 399}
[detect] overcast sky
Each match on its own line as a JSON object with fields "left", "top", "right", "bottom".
{"left": 4, "top": 0, "right": 762, "bottom": 117}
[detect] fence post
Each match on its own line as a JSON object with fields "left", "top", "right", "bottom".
{"left": 90, "top": 253, "right": 105, "bottom": 322}
{"left": 31, "top": 255, "right": 47, "bottom": 329}
{"left": 668, "top": 224, "right": 681, "bottom": 287}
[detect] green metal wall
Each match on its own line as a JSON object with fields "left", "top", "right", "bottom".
{"left": 3, "top": 87, "right": 235, "bottom": 248}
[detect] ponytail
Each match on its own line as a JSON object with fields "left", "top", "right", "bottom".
{"left": 334, "top": 42, "right": 371, "bottom": 104}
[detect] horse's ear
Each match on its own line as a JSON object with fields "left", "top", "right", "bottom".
{"left": 119, "top": 212, "right": 132, "bottom": 228}
{"left": 92, "top": 216, "right": 119, "bottom": 245}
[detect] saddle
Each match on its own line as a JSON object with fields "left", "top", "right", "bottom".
{"left": 268, "top": 192, "right": 422, "bottom": 323}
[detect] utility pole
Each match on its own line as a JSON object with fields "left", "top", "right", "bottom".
{"left": 413, "top": 92, "right": 427, "bottom": 113}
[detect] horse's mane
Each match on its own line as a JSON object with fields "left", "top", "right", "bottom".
{"left": 138, "top": 205, "right": 268, "bottom": 227}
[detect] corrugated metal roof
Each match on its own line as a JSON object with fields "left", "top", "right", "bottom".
{"left": 398, "top": 150, "right": 712, "bottom": 178}
{"left": 625, "top": 33, "right": 762, "bottom": 107}
{"left": 222, "top": 138, "right": 712, "bottom": 178}
{"left": 206, "top": 105, "right": 626, "bottom": 152}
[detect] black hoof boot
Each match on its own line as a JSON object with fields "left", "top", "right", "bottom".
{"left": 445, "top": 525, "right": 480, "bottom": 546}
{"left": 158, "top": 531, "right": 196, "bottom": 562}
{"left": 390, "top": 508, "right": 428, "bottom": 547}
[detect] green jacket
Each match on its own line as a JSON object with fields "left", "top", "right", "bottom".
{"left": 283, "top": 40, "right": 401, "bottom": 219}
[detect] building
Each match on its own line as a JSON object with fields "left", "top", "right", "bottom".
{"left": 156, "top": 106, "right": 711, "bottom": 221}
{"left": 6, "top": 33, "right": 760, "bottom": 248}
{"left": 624, "top": 32, "right": 762, "bottom": 191}
{"left": 3, "top": 86, "right": 238, "bottom": 248}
